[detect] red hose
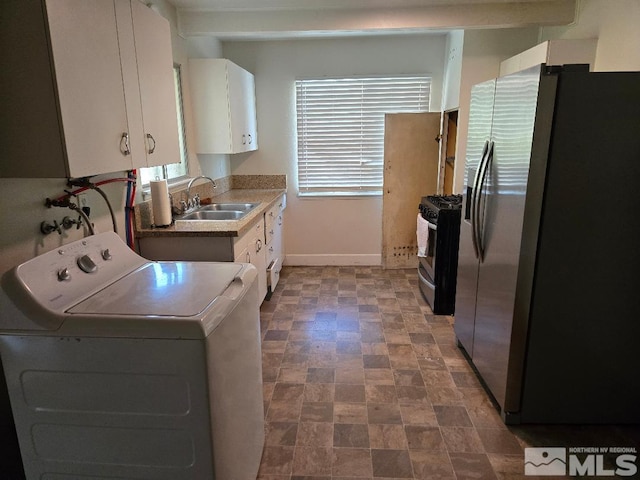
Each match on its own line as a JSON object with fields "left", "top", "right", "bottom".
{"left": 52, "top": 176, "right": 138, "bottom": 247}
{"left": 54, "top": 177, "right": 135, "bottom": 202}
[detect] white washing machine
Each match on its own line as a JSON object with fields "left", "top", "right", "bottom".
{"left": 0, "top": 232, "right": 264, "bottom": 480}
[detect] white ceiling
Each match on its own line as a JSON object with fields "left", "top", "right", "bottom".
{"left": 171, "top": 0, "right": 576, "bottom": 41}
{"left": 168, "top": 0, "right": 554, "bottom": 11}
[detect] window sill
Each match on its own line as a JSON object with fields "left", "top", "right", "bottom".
{"left": 297, "top": 191, "right": 382, "bottom": 199}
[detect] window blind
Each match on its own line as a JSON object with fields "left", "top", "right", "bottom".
{"left": 296, "top": 76, "right": 431, "bottom": 195}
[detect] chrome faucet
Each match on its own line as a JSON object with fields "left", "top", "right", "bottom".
{"left": 184, "top": 176, "right": 217, "bottom": 212}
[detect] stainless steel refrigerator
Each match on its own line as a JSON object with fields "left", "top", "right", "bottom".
{"left": 455, "top": 64, "right": 640, "bottom": 424}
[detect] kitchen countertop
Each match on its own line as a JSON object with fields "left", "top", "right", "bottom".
{"left": 135, "top": 189, "right": 286, "bottom": 239}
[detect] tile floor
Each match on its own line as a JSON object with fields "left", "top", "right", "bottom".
{"left": 257, "top": 266, "right": 639, "bottom": 479}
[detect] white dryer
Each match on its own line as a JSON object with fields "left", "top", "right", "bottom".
{"left": 0, "top": 232, "right": 264, "bottom": 480}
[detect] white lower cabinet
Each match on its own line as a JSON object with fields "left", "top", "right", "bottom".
{"left": 234, "top": 218, "right": 267, "bottom": 303}
{"left": 264, "top": 194, "right": 286, "bottom": 295}
{"left": 138, "top": 195, "right": 286, "bottom": 305}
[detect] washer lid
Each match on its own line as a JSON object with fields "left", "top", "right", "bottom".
{"left": 67, "top": 262, "right": 243, "bottom": 317}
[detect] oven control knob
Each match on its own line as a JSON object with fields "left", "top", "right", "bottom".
{"left": 77, "top": 255, "right": 97, "bottom": 273}
{"left": 101, "top": 249, "right": 112, "bottom": 261}
{"left": 57, "top": 268, "right": 71, "bottom": 281}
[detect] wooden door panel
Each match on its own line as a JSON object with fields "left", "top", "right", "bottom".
{"left": 382, "top": 112, "right": 440, "bottom": 269}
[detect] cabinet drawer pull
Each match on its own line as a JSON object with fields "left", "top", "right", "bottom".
{"left": 120, "top": 132, "right": 131, "bottom": 156}
{"left": 146, "top": 133, "right": 156, "bottom": 154}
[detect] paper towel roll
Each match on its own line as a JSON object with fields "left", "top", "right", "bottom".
{"left": 150, "top": 179, "right": 172, "bottom": 226}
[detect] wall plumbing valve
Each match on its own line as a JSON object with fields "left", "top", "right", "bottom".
{"left": 62, "top": 216, "right": 83, "bottom": 230}
{"left": 40, "top": 220, "right": 62, "bottom": 235}
{"left": 41, "top": 216, "right": 84, "bottom": 236}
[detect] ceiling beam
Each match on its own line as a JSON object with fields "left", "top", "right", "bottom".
{"left": 177, "top": 1, "right": 576, "bottom": 39}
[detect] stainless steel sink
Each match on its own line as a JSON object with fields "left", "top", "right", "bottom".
{"left": 176, "top": 202, "right": 260, "bottom": 222}
{"left": 179, "top": 210, "right": 247, "bottom": 221}
{"left": 200, "top": 203, "right": 259, "bottom": 212}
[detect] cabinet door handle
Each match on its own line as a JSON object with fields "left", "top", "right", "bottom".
{"left": 242, "top": 134, "right": 246, "bottom": 145}
{"left": 246, "top": 251, "right": 250, "bottom": 263}
{"left": 120, "top": 132, "right": 131, "bottom": 156}
{"left": 269, "top": 229, "right": 274, "bottom": 235}
{"left": 146, "top": 133, "right": 156, "bottom": 154}
{"left": 248, "top": 134, "right": 252, "bottom": 144}
{"left": 269, "top": 246, "right": 273, "bottom": 253}
{"left": 278, "top": 216, "right": 282, "bottom": 226}
{"left": 256, "top": 239, "right": 262, "bottom": 253}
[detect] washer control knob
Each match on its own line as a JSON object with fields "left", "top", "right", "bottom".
{"left": 101, "top": 249, "right": 112, "bottom": 261}
{"left": 77, "top": 255, "right": 97, "bottom": 273}
{"left": 57, "top": 268, "right": 71, "bottom": 281}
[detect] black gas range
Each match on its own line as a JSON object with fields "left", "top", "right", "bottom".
{"left": 418, "top": 195, "right": 462, "bottom": 315}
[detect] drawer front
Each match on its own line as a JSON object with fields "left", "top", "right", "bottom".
{"left": 278, "top": 194, "right": 286, "bottom": 211}
{"left": 265, "top": 204, "right": 279, "bottom": 229}
{"left": 265, "top": 220, "right": 276, "bottom": 245}
{"left": 265, "top": 194, "right": 286, "bottom": 229}
{"left": 267, "top": 257, "right": 282, "bottom": 289}
{"left": 234, "top": 217, "right": 264, "bottom": 256}
{"left": 267, "top": 226, "right": 282, "bottom": 264}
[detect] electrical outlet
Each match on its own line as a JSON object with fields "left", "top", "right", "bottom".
{"left": 77, "top": 193, "right": 88, "bottom": 209}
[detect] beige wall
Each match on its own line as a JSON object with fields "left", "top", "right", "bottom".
{"left": 540, "top": 0, "right": 640, "bottom": 72}
{"left": 223, "top": 35, "right": 447, "bottom": 265}
{"left": 0, "top": 177, "right": 128, "bottom": 278}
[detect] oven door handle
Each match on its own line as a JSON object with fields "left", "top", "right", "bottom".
{"left": 475, "top": 141, "right": 494, "bottom": 262}
{"left": 418, "top": 265, "right": 436, "bottom": 289}
{"left": 470, "top": 140, "right": 489, "bottom": 259}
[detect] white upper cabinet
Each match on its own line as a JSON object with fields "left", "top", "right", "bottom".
{"left": 0, "top": 0, "right": 179, "bottom": 178}
{"left": 189, "top": 59, "right": 258, "bottom": 154}
{"left": 126, "top": 0, "right": 180, "bottom": 168}
{"left": 499, "top": 39, "right": 597, "bottom": 77}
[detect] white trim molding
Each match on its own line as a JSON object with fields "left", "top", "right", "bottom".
{"left": 284, "top": 254, "right": 381, "bottom": 266}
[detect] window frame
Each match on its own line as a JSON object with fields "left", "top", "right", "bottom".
{"left": 295, "top": 74, "right": 432, "bottom": 198}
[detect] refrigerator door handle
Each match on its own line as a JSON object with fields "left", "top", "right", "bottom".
{"left": 470, "top": 140, "right": 489, "bottom": 259}
{"left": 475, "top": 141, "right": 494, "bottom": 262}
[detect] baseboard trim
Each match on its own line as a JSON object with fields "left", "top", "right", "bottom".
{"left": 284, "top": 254, "right": 381, "bottom": 266}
